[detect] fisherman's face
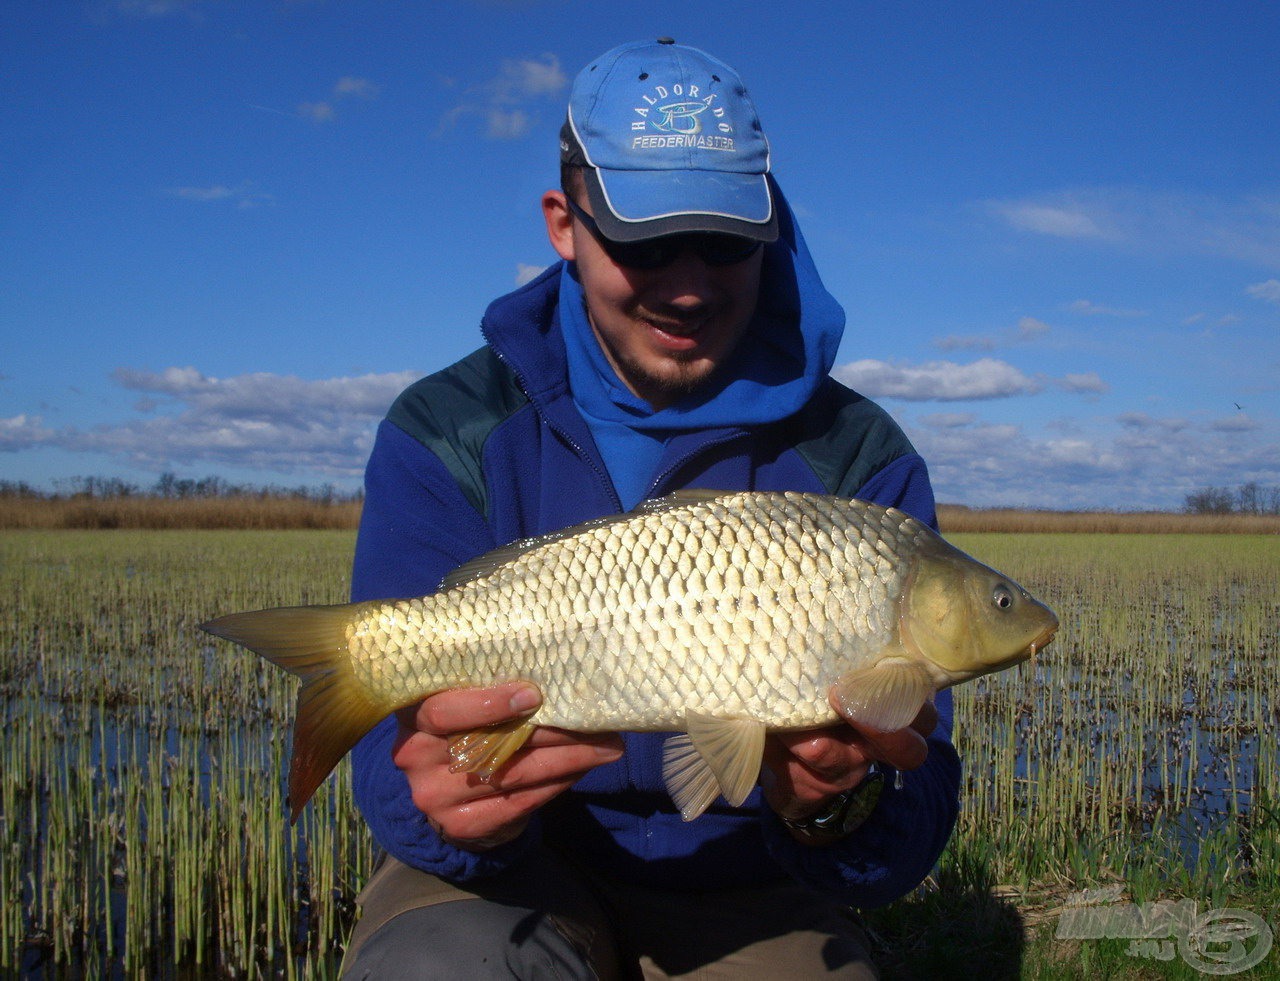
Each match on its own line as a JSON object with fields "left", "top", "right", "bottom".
{"left": 544, "top": 189, "right": 763, "bottom": 410}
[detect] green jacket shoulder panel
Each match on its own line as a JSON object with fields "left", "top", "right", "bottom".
{"left": 386, "top": 347, "right": 529, "bottom": 516}
{"left": 789, "top": 378, "right": 919, "bottom": 497}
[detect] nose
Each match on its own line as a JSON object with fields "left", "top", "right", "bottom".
{"left": 653, "top": 249, "right": 719, "bottom": 311}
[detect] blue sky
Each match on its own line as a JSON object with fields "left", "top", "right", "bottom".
{"left": 3, "top": 0, "right": 1278, "bottom": 509}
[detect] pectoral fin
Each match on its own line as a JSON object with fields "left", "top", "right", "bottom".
{"left": 661, "top": 715, "right": 766, "bottom": 821}
{"left": 831, "top": 659, "right": 936, "bottom": 733}
{"left": 448, "top": 718, "right": 537, "bottom": 780}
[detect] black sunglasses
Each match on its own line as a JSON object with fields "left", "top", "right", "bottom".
{"left": 565, "top": 196, "right": 763, "bottom": 270}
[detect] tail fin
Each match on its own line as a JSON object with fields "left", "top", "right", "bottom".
{"left": 201, "top": 604, "right": 388, "bottom": 822}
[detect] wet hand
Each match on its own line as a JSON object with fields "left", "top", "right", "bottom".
{"left": 391, "top": 682, "right": 624, "bottom": 852}
{"left": 760, "top": 699, "right": 937, "bottom": 824}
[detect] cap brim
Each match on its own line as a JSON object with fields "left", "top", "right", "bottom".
{"left": 582, "top": 167, "right": 778, "bottom": 243}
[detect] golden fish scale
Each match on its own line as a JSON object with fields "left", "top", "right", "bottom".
{"left": 345, "top": 492, "right": 921, "bottom": 731}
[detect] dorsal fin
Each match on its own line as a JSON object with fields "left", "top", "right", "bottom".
{"left": 634, "top": 488, "right": 736, "bottom": 514}
{"left": 440, "top": 490, "right": 737, "bottom": 591}
{"left": 441, "top": 519, "right": 616, "bottom": 589}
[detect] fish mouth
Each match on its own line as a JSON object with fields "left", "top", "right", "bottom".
{"left": 1026, "top": 624, "right": 1058, "bottom": 659}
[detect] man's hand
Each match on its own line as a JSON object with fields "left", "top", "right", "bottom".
{"left": 391, "top": 682, "right": 624, "bottom": 852}
{"left": 761, "top": 696, "right": 938, "bottom": 826}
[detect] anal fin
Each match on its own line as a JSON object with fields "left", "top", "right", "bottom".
{"left": 661, "top": 714, "right": 766, "bottom": 821}
{"left": 448, "top": 718, "right": 537, "bottom": 780}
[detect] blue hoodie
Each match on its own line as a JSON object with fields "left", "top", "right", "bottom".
{"left": 349, "top": 185, "right": 960, "bottom": 908}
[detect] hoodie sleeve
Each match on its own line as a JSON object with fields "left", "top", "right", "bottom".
{"left": 349, "top": 419, "right": 540, "bottom": 879}
{"left": 758, "top": 452, "right": 963, "bottom": 907}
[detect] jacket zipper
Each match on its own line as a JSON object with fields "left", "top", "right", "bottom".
{"left": 647, "top": 429, "right": 752, "bottom": 500}
{"left": 486, "top": 335, "right": 624, "bottom": 515}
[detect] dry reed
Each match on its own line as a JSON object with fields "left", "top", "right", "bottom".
{"left": 0, "top": 496, "right": 362, "bottom": 530}
{"left": 938, "top": 505, "right": 1280, "bottom": 535}
{"left": 7, "top": 495, "right": 1279, "bottom": 534}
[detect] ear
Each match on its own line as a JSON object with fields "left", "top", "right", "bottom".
{"left": 542, "top": 190, "right": 576, "bottom": 261}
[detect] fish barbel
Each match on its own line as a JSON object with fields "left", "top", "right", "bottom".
{"left": 201, "top": 490, "right": 1057, "bottom": 822}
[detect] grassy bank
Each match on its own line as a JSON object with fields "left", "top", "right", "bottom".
{"left": 3, "top": 529, "right": 1277, "bottom": 976}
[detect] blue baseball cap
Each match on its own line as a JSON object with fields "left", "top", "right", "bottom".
{"left": 562, "top": 38, "right": 778, "bottom": 244}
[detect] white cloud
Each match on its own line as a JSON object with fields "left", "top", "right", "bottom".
{"left": 834, "top": 358, "right": 1042, "bottom": 401}
{"left": 991, "top": 203, "right": 1107, "bottom": 239}
{"left": 1034, "top": 437, "right": 1136, "bottom": 475}
{"left": 298, "top": 101, "right": 336, "bottom": 123}
{"left": 1068, "top": 299, "right": 1148, "bottom": 318}
{"left": 933, "top": 316, "right": 1051, "bottom": 354}
{"left": 110, "top": 0, "right": 201, "bottom": 17}
{"left": 11, "top": 367, "right": 1277, "bottom": 510}
{"left": 935, "top": 334, "right": 996, "bottom": 353}
{"left": 291, "top": 77, "right": 379, "bottom": 124}
{"left": 1245, "top": 279, "right": 1280, "bottom": 304}
{"left": 516, "top": 263, "right": 547, "bottom": 286}
{"left": 905, "top": 411, "right": 1280, "bottom": 510}
{"left": 10, "top": 368, "right": 420, "bottom": 478}
{"left": 918, "top": 412, "right": 977, "bottom": 428}
{"left": 167, "top": 184, "right": 237, "bottom": 202}
{"left": 442, "top": 54, "right": 568, "bottom": 140}
{"left": 1015, "top": 316, "right": 1051, "bottom": 340}
{"left": 1060, "top": 373, "right": 1109, "bottom": 395}
{"left": 1117, "top": 412, "right": 1189, "bottom": 433}
{"left": 114, "top": 366, "right": 212, "bottom": 394}
{"left": 1211, "top": 414, "right": 1260, "bottom": 433}
{"left": 335, "top": 76, "right": 379, "bottom": 99}
{"left": 487, "top": 109, "right": 531, "bottom": 140}
{"left": 111, "top": 367, "right": 416, "bottom": 420}
{"left": 165, "top": 181, "right": 273, "bottom": 208}
{"left": 495, "top": 56, "right": 568, "bottom": 99}
{"left": 988, "top": 188, "right": 1280, "bottom": 268}
{"left": 0, "top": 414, "right": 54, "bottom": 450}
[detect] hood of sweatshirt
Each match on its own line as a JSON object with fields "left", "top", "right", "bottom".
{"left": 482, "top": 178, "right": 845, "bottom": 433}
{"left": 556, "top": 178, "right": 846, "bottom": 432}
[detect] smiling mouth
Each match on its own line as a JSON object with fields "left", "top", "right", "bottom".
{"left": 648, "top": 317, "right": 705, "bottom": 338}
{"left": 645, "top": 319, "right": 711, "bottom": 355}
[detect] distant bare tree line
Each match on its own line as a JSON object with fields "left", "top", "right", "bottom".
{"left": 1184, "top": 482, "right": 1280, "bottom": 515}
{"left": 0, "top": 472, "right": 361, "bottom": 504}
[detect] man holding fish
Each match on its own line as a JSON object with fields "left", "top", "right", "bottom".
{"left": 316, "top": 38, "right": 1053, "bottom": 979}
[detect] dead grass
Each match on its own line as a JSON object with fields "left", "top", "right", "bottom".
{"left": 937, "top": 505, "right": 1280, "bottom": 534}
{"left": 0, "top": 495, "right": 362, "bottom": 530}
{"left": 4, "top": 496, "right": 1277, "bottom": 533}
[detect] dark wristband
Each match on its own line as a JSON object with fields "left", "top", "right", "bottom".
{"left": 778, "top": 765, "right": 886, "bottom": 844}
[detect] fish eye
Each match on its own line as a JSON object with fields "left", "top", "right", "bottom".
{"left": 992, "top": 584, "right": 1015, "bottom": 610}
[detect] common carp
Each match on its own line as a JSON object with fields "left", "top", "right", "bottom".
{"left": 201, "top": 490, "right": 1057, "bottom": 821}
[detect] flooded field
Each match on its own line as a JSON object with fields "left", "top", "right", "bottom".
{"left": 949, "top": 534, "right": 1278, "bottom": 893}
{"left": 2, "top": 529, "right": 1277, "bottom": 976}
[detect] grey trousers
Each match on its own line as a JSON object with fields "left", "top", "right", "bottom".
{"left": 340, "top": 848, "right": 879, "bottom": 980}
